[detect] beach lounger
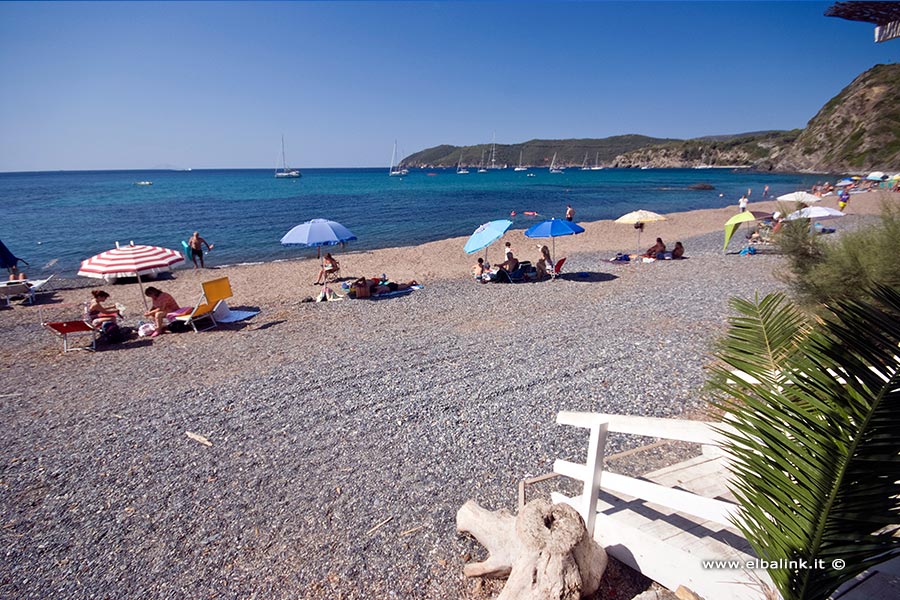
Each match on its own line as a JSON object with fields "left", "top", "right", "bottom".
{"left": 0, "top": 281, "right": 31, "bottom": 307}
{"left": 41, "top": 304, "right": 98, "bottom": 353}
{"left": 544, "top": 411, "right": 773, "bottom": 600}
{"left": 173, "top": 276, "right": 233, "bottom": 332}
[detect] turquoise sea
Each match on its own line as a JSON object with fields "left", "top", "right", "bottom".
{"left": 2, "top": 167, "right": 826, "bottom": 277}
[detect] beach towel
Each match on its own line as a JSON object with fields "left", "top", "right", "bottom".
{"left": 212, "top": 300, "right": 260, "bottom": 323}
{"left": 370, "top": 285, "right": 423, "bottom": 300}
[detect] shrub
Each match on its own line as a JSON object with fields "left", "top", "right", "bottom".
{"left": 778, "top": 203, "right": 900, "bottom": 306}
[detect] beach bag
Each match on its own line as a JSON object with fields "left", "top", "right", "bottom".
{"left": 98, "top": 321, "right": 126, "bottom": 344}
{"left": 138, "top": 323, "right": 155, "bottom": 337}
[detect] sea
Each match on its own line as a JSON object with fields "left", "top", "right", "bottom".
{"left": 1, "top": 167, "right": 828, "bottom": 277}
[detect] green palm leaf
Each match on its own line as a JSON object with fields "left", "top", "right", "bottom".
{"left": 709, "top": 287, "right": 900, "bottom": 600}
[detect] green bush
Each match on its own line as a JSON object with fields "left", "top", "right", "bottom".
{"left": 778, "top": 203, "right": 900, "bottom": 306}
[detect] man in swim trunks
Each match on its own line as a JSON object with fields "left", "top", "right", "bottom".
{"left": 188, "top": 231, "right": 213, "bottom": 269}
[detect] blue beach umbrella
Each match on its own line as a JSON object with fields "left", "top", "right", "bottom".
{"left": 281, "top": 218, "right": 357, "bottom": 259}
{"left": 464, "top": 219, "right": 513, "bottom": 255}
{"left": 523, "top": 218, "right": 585, "bottom": 263}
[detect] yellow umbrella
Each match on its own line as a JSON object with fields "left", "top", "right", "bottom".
{"left": 723, "top": 211, "right": 772, "bottom": 251}
{"left": 615, "top": 210, "right": 667, "bottom": 254}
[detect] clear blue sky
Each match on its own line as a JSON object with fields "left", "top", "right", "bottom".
{"left": 1, "top": 1, "right": 897, "bottom": 171}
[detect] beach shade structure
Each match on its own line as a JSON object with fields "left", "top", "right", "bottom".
{"left": 523, "top": 218, "right": 585, "bottom": 264}
{"left": 777, "top": 191, "right": 821, "bottom": 204}
{"left": 834, "top": 179, "right": 855, "bottom": 187}
{"left": 78, "top": 242, "right": 185, "bottom": 310}
{"left": 0, "top": 239, "right": 28, "bottom": 275}
{"left": 786, "top": 206, "right": 846, "bottom": 221}
{"left": 867, "top": 171, "right": 887, "bottom": 181}
{"left": 615, "top": 209, "right": 667, "bottom": 254}
{"left": 464, "top": 219, "right": 513, "bottom": 262}
{"left": 723, "top": 210, "right": 773, "bottom": 251}
{"left": 281, "top": 218, "right": 357, "bottom": 258}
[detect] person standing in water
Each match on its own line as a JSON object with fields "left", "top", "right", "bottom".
{"left": 188, "top": 231, "right": 214, "bottom": 269}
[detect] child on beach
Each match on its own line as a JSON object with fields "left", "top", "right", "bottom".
{"left": 504, "top": 241, "right": 513, "bottom": 260}
{"left": 472, "top": 257, "right": 488, "bottom": 282}
{"left": 566, "top": 204, "right": 575, "bottom": 221}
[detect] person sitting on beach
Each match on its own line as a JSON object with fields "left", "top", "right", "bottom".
{"left": 472, "top": 257, "right": 488, "bottom": 282}
{"left": 144, "top": 286, "right": 180, "bottom": 338}
{"left": 88, "top": 290, "right": 120, "bottom": 327}
{"left": 643, "top": 238, "right": 666, "bottom": 258}
{"left": 496, "top": 253, "right": 520, "bottom": 274}
{"left": 671, "top": 241, "right": 685, "bottom": 259}
{"left": 535, "top": 245, "right": 552, "bottom": 279}
{"left": 313, "top": 253, "right": 340, "bottom": 285}
{"left": 188, "top": 231, "right": 213, "bottom": 269}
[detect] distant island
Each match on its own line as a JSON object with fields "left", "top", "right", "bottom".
{"left": 403, "top": 63, "right": 900, "bottom": 174}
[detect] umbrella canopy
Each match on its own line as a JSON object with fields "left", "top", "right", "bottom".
{"left": 786, "top": 206, "right": 846, "bottom": 221}
{"left": 78, "top": 242, "right": 185, "bottom": 310}
{"left": 834, "top": 179, "right": 855, "bottom": 187}
{"left": 280, "top": 218, "right": 357, "bottom": 248}
{"left": 615, "top": 210, "right": 667, "bottom": 254}
{"left": 867, "top": 171, "right": 887, "bottom": 181}
{"left": 0, "top": 239, "right": 27, "bottom": 271}
{"left": 464, "top": 219, "right": 513, "bottom": 254}
{"left": 614, "top": 210, "right": 668, "bottom": 225}
{"left": 523, "top": 218, "right": 585, "bottom": 264}
{"left": 777, "top": 191, "right": 821, "bottom": 204}
{"left": 723, "top": 211, "right": 772, "bottom": 251}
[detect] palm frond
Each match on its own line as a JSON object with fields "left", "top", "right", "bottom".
{"left": 709, "top": 287, "right": 900, "bottom": 600}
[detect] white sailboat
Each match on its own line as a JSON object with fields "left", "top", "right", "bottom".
{"left": 580, "top": 152, "right": 590, "bottom": 170}
{"left": 477, "top": 149, "right": 488, "bottom": 173}
{"left": 389, "top": 140, "right": 407, "bottom": 176}
{"left": 590, "top": 151, "right": 603, "bottom": 170}
{"left": 457, "top": 151, "right": 469, "bottom": 174}
{"left": 275, "top": 135, "right": 301, "bottom": 178}
{"left": 549, "top": 152, "right": 564, "bottom": 174}
{"left": 489, "top": 133, "right": 498, "bottom": 169}
{"left": 514, "top": 149, "right": 528, "bottom": 171}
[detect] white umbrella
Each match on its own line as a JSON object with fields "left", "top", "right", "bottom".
{"left": 777, "top": 191, "right": 821, "bottom": 204}
{"left": 867, "top": 171, "right": 887, "bottom": 181}
{"left": 615, "top": 210, "right": 667, "bottom": 254}
{"left": 786, "top": 206, "right": 845, "bottom": 221}
{"left": 78, "top": 242, "right": 185, "bottom": 310}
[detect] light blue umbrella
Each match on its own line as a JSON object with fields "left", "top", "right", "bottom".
{"left": 524, "top": 218, "right": 585, "bottom": 263}
{"left": 464, "top": 219, "right": 513, "bottom": 255}
{"left": 281, "top": 218, "right": 357, "bottom": 259}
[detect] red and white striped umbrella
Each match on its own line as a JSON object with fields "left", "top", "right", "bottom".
{"left": 78, "top": 242, "right": 184, "bottom": 309}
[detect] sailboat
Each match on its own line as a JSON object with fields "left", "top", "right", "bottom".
{"left": 275, "top": 135, "right": 301, "bottom": 178}
{"left": 590, "top": 151, "right": 603, "bottom": 170}
{"left": 514, "top": 149, "right": 528, "bottom": 171}
{"left": 389, "top": 140, "right": 408, "bottom": 177}
{"left": 580, "top": 152, "right": 590, "bottom": 170}
{"left": 477, "top": 149, "right": 488, "bottom": 173}
{"left": 457, "top": 151, "right": 469, "bottom": 174}
{"left": 549, "top": 152, "right": 564, "bottom": 174}
{"left": 489, "top": 133, "right": 498, "bottom": 170}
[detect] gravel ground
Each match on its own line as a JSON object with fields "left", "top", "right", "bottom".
{"left": 0, "top": 222, "right": 848, "bottom": 599}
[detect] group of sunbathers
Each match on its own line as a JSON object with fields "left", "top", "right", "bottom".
{"left": 472, "top": 242, "right": 555, "bottom": 283}
{"left": 641, "top": 238, "right": 684, "bottom": 260}
{"left": 87, "top": 286, "right": 180, "bottom": 339}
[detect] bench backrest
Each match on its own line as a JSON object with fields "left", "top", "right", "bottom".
{"left": 202, "top": 277, "right": 232, "bottom": 305}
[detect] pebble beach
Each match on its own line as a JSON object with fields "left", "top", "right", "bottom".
{"left": 1, "top": 191, "right": 895, "bottom": 599}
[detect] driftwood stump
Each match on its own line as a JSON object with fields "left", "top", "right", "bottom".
{"left": 457, "top": 498, "right": 608, "bottom": 599}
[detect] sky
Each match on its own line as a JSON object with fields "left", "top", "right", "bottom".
{"left": 1, "top": 1, "right": 898, "bottom": 171}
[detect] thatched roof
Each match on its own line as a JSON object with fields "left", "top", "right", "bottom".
{"left": 826, "top": 2, "right": 900, "bottom": 42}
{"left": 826, "top": 2, "right": 900, "bottom": 24}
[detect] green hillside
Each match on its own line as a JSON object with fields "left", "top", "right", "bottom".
{"left": 403, "top": 135, "right": 677, "bottom": 168}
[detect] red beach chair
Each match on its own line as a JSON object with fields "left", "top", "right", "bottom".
{"left": 551, "top": 257, "right": 567, "bottom": 279}
{"left": 43, "top": 319, "right": 97, "bottom": 353}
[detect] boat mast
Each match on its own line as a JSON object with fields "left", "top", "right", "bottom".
{"left": 490, "top": 132, "right": 497, "bottom": 169}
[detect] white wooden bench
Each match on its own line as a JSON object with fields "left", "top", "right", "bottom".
{"left": 550, "top": 411, "right": 776, "bottom": 600}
